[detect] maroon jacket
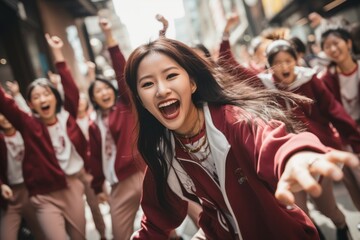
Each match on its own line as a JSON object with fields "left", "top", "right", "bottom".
{"left": 320, "top": 65, "right": 360, "bottom": 108}
{"left": 134, "top": 104, "right": 325, "bottom": 239}
{"left": 218, "top": 39, "right": 263, "bottom": 87}
{"left": 0, "top": 62, "right": 88, "bottom": 196}
{"left": 259, "top": 69, "right": 360, "bottom": 153}
{"left": 89, "top": 45, "right": 144, "bottom": 194}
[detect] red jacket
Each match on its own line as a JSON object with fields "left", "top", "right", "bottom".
{"left": 133, "top": 104, "right": 326, "bottom": 240}
{"left": 218, "top": 39, "right": 263, "bottom": 87}
{"left": 89, "top": 45, "right": 144, "bottom": 194}
{"left": 259, "top": 68, "right": 360, "bottom": 153}
{"left": 320, "top": 64, "right": 360, "bottom": 108}
{"left": 0, "top": 62, "right": 88, "bottom": 196}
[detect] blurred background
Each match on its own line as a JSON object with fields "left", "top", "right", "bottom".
{"left": 0, "top": 0, "right": 359, "bottom": 95}
{"left": 1, "top": 1, "right": 360, "bottom": 239}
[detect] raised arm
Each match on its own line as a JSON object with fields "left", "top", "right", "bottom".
{"left": 45, "top": 34, "right": 79, "bottom": 118}
{"left": 155, "top": 14, "right": 168, "bottom": 37}
{"left": 88, "top": 123, "right": 106, "bottom": 194}
{"left": 99, "top": 18, "right": 130, "bottom": 104}
{"left": 218, "top": 14, "right": 240, "bottom": 67}
{"left": 218, "top": 14, "right": 261, "bottom": 84}
{"left": 6, "top": 81, "right": 31, "bottom": 114}
{"left": 0, "top": 86, "right": 30, "bottom": 132}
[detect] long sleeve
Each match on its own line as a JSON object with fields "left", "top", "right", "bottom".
{"left": 108, "top": 45, "right": 131, "bottom": 105}
{"left": 0, "top": 88, "right": 31, "bottom": 133}
{"left": 55, "top": 61, "right": 79, "bottom": 118}
{"left": 88, "top": 123, "right": 105, "bottom": 194}
{"left": 218, "top": 39, "right": 262, "bottom": 86}
{"left": 13, "top": 94, "right": 31, "bottom": 114}
{"left": 132, "top": 169, "right": 188, "bottom": 239}
{"left": 230, "top": 114, "right": 329, "bottom": 190}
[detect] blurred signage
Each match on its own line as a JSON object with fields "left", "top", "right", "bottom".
{"left": 261, "top": 0, "right": 293, "bottom": 19}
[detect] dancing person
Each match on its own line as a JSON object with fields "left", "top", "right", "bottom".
{"left": 259, "top": 39, "right": 360, "bottom": 240}
{"left": 320, "top": 27, "right": 360, "bottom": 213}
{"left": 0, "top": 95, "right": 44, "bottom": 239}
{"left": 124, "top": 37, "right": 358, "bottom": 239}
{"left": 0, "top": 33, "right": 89, "bottom": 239}
{"left": 87, "top": 18, "right": 145, "bottom": 240}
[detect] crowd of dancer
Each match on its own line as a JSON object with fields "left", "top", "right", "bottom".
{"left": 0, "top": 10, "right": 360, "bottom": 240}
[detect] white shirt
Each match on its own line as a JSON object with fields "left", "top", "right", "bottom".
{"left": 339, "top": 61, "right": 360, "bottom": 121}
{"left": 97, "top": 114, "right": 118, "bottom": 184}
{"left": 76, "top": 116, "right": 89, "bottom": 140}
{"left": 5, "top": 131, "right": 24, "bottom": 185}
{"left": 47, "top": 109, "right": 84, "bottom": 175}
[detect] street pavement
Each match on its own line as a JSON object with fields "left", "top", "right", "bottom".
{"left": 86, "top": 181, "right": 360, "bottom": 240}
{"left": 310, "top": 181, "right": 360, "bottom": 240}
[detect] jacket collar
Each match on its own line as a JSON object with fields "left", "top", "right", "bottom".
{"left": 167, "top": 103, "right": 231, "bottom": 198}
{"left": 258, "top": 66, "right": 315, "bottom": 91}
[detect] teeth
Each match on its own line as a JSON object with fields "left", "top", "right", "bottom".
{"left": 159, "top": 100, "right": 177, "bottom": 108}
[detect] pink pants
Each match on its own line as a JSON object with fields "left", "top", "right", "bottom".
{"left": 30, "top": 175, "right": 86, "bottom": 240}
{"left": 78, "top": 169, "right": 106, "bottom": 238}
{"left": 294, "top": 176, "right": 346, "bottom": 228}
{"left": 0, "top": 183, "right": 44, "bottom": 240}
{"left": 109, "top": 171, "right": 144, "bottom": 240}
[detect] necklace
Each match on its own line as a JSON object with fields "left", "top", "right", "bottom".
{"left": 174, "top": 109, "right": 202, "bottom": 139}
{"left": 175, "top": 127, "right": 211, "bottom": 162}
{"left": 175, "top": 133, "right": 207, "bottom": 153}
{"left": 173, "top": 108, "right": 211, "bottom": 162}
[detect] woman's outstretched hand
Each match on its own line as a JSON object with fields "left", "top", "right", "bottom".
{"left": 275, "top": 150, "right": 359, "bottom": 206}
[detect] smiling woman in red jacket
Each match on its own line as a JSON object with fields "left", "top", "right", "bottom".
{"left": 87, "top": 18, "right": 145, "bottom": 240}
{"left": 123, "top": 37, "right": 358, "bottom": 240}
{"left": 0, "top": 34, "right": 88, "bottom": 239}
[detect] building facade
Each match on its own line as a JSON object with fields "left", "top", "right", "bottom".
{"left": 0, "top": 0, "right": 103, "bottom": 94}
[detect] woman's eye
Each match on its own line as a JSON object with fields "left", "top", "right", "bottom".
{"left": 141, "top": 82, "right": 153, "bottom": 88}
{"left": 167, "top": 73, "right": 178, "bottom": 79}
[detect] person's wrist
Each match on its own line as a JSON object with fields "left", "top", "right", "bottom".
{"left": 223, "top": 31, "right": 230, "bottom": 40}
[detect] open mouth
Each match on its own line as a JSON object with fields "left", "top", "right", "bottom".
{"left": 41, "top": 105, "right": 50, "bottom": 111}
{"left": 102, "top": 97, "right": 111, "bottom": 103}
{"left": 282, "top": 72, "right": 290, "bottom": 78}
{"left": 158, "top": 99, "right": 180, "bottom": 120}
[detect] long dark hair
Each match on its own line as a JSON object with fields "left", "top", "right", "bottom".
{"left": 321, "top": 28, "right": 355, "bottom": 69}
{"left": 124, "top": 38, "right": 309, "bottom": 208}
{"left": 88, "top": 77, "right": 118, "bottom": 110}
